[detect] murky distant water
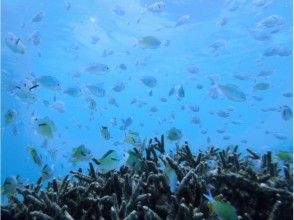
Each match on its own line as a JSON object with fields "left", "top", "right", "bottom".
{"left": 1, "top": 0, "right": 292, "bottom": 201}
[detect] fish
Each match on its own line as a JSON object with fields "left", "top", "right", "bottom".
{"left": 187, "top": 65, "right": 199, "bottom": 74}
{"left": 176, "top": 14, "right": 190, "bottom": 27}
{"left": 253, "top": 83, "right": 270, "bottom": 91}
{"left": 124, "top": 130, "right": 140, "bottom": 145}
{"left": 34, "top": 116, "right": 56, "bottom": 138}
{"left": 191, "top": 116, "right": 201, "bottom": 124}
{"left": 102, "top": 49, "right": 114, "bottom": 57}
{"left": 137, "top": 2, "right": 165, "bottom": 23}
{"left": 41, "top": 164, "right": 54, "bottom": 180}
{"left": 272, "top": 132, "right": 287, "bottom": 140}
{"left": 176, "top": 85, "right": 185, "bottom": 98}
{"left": 169, "top": 85, "right": 185, "bottom": 98}
{"left": 36, "top": 76, "right": 61, "bottom": 91}
{"left": 141, "top": 75, "right": 157, "bottom": 88}
{"left": 86, "top": 84, "right": 106, "bottom": 97}
{"left": 217, "top": 128, "right": 225, "bottom": 134}
{"left": 233, "top": 73, "right": 251, "bottom": 81}
{"left": 196, "top": 84, "right": 203, "bottom": 89}
{"left": 86, "top": 98, "right": 97, "bottom": 111}
{"left": 28, "top": 30, "right": 40, "bottom": 46}
{"left": 217, "top": 110, "right": 230, "bottom": 118}
{"left": 209, "top": 40, "right": 226, "bottom": 53}
{"left": 217, "top": 17, "right": 228, "bottom": 26}
{"left": 119, "top": 64, "right": 127, "bottom": 70}
{"left": 5, "top": 109, "right": 17, "bottom": 124}
{"left": 110, "top": 117, "right": 117, "bottom": 126}
{"left": 167, "top": 127, "right": 182, "bottom": 141}
{"left": 148, "top": 89, "right": 153, "bottom": 96}
{"left": 188, "top": 105, "right": 200, "bottom": 112}
{"left": 121, "top": 117, "right": 133, "bottom": 130}
{"left": 282, "top": 92, "right": 292, "bottom": 98}
{"left": 203, "top": 190, "right": 238, "bottom": 220}
{"left": 64, "top": 86, "right": 82, "bottom": 97}
{"left": 100, "top": 126, "right": 111, "bottom": 140}
{"left": 71, "top": 145, "right": 92, "bottom": 164}
{"left": 280, "top": 105, "right": 292, "bottom": 120}
{"left": 91, "top": 35, "right": 100, "bottom": 44}
{"left": 164, "top": 163, "right": 177, "bottom": 192}
{"left": 113, "top": 82, "right": 125, "bottom": 92}
{"left": 252, "top": 96, "right": 264, "bottom": 101}
{"left": 49, "top": 101, "right": 65, "bottom": 113}
{"left": 276, "top": 150, "right": 292, "bottom": 163}
{"left": 169, "top": 87, "right": 175, "bottom": 96}
{"left": 85, "top": 62, "right": 109, "bottom": 74}
{"left": 126, "top": 149, "right": 142, "bottom": 170}
{"left": 1, "top": 176, "right": 17, "bottom": 197}
{"left": 94, "top": 150, "right": 121, "bottom": 173}
{"left": 48, "top": 148, "right": 57, "bottom": 160}
{"left": 218, "top": 84, "right": 246, "bottom": 102}
{"left": 252, "top": 0, "right": 270, "bottom": 7}
{"left": 32, "top": 11, "right": 45, "bottom": 22}
{"left": 27, "top": 146, "right": 42, "bottom": 167}
{"left": 5, "top": 32, "right": 26, "bottom": 54}
{"left": 240, "top": 139, "right": 248, "bottom": 144}
{"left": 258, "top": 69, "right": 275, "bottom": 77}
{"left": 147, "top": 1, "right": 165, "bottom": 13}
{"left": 108, "top": 96, "right": 119, "bottom": 107}
{"left": 12, "top": 80, "right": 38, "bottom": 104}
{"left": 138, "top": 36, "right": 161, "bottom": 49}
{"left": 208, "top": 76, "right": 244, "bottom": 101}
{"left": 263, "top": 47, "right": 291, "bottom": 57}
{"left": 131, "top": 97, "right": 147, "bottom": 108}
{"left": 160, "top": 97, "right": 167, "bottom": 102}
{"left": 257, "top": 15, "right": 284, "bottom": 28}
{"left": 65, "top": 1, "right": 71, "bottom": 10}
{"left": 113, "top": 6, "right": 125, "bottom": 16}
{"left": 223, "top": 135, "right": 231, "bottom": 140}
{"left": 149, "top": 106, "right": 158, "bottom": 113}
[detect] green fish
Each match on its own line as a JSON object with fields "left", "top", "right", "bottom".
{"left": 41, "top": 164, "right": 54, "bottom": 180}
{"left": 34, "top": 117, "right": 56, "bottom": 138}
{"left": 164, "top": 163, "right": 177, "bottom": 192}
{"left": 27, "top": 146, "right": 42, "bottom": 167}
{"left": 203, "top": 190, "right": 238, "bottom": 220}
{"left": 94, "top": 150, "right": 120, "bottom": 173}
{"left": 71, "top": 145, "right": 92, "bottom": 165}
{"left": 126, "top": 149, "right": 141, "bottom": 170}
{"left": 276, "top": 150, "right": 292, "bottom": 163}
{"left": 124, "top": 130, "right": 140, "bottom": 145}
{"left": 1, "top": 176, "right": 17, "bottom": 197}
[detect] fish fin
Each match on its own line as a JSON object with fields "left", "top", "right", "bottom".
{"left": 15, "top": 38, "right": 20, "bottom": 45}
{"left": 203, "top": 189, "right": 213, "bottom": 202}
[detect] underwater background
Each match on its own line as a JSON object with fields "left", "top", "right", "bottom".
{"left": 1, "top": 0, "right": 293, "bottom": 216}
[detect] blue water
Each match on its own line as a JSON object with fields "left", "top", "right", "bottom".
{"left": 1, "top": 0, "right": 292, "bottom": 202}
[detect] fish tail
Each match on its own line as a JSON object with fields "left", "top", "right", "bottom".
{"left": 203, "top": 189, "right": 213, "bottom": 202}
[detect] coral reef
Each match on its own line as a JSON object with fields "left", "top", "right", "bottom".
{"left": 1, "top": 135, "right": 293, "bottom": 220}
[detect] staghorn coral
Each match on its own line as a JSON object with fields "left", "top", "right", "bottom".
{"left": 1, "top": 135, "right": 293, "bottom": 220}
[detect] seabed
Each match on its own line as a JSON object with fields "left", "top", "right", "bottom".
{"left": 1, "top": 135, "right": 293, "bottom": 220}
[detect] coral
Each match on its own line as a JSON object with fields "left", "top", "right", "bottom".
{"left": 1, "top": 136, "right": 293, "bottom": 220}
